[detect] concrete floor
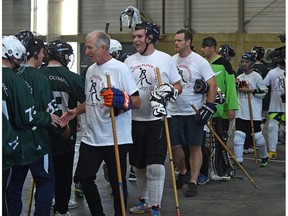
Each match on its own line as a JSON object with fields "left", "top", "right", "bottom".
{"left": 20, "top": 121, "right": 285, "bottom": 216}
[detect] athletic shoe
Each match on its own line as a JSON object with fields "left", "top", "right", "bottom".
{"left": 128, "top": 167, "right": 137, "bottom": 182}
{"left": 248, "top": 148, "right": 254, "bottom": 153}
{"left": 151, "top": 206, "right": 161, "bottom": 216}
{"left": 185, "top": 182, "right": 197, "bottom": 197}
{"left": 129, "top": 199, "right": 150, "bottom": 214}
{"left": 197, "top": 174, "right": 209, "bottom": 185}
{"left": 74, "top": 182, "right": 84, "bottom": 198}
{"left": 176, "top": 171, "right": 190, "bottom": 189}
{"left": 268, "top": 151, "right": 277, "bottom": 160}
{"left": 68, "top": 200, "right": 77, "bottom": 209}
{"left": 210, "top": 171, "right": 231, "bottom": 181}
{"left": 260, "top": 157, "right": 269, "bottom": 167}
{"left": 243, "top": 148, "right": 249, "bottom": 154}
{"left": 103, "top": 163, "right": 110, "bottom": 182}
{"left": 54, "top": 212, "right": 71, "bottom": 216}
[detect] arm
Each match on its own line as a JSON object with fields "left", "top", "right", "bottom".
{"left": 206, "top": 76, "right": 218, "bottom": 103}
{"left": 60, "top": 103, "right": 86, "bottom": 126}
{"left": 131, "top": 91, "right": 141, "bottom": 109}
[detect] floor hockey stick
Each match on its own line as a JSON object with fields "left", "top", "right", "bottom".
{"left": 27, "top": 179, "right": 35, "bottom": 216}
{"left": 106, "top": 74, "right": 126, "bottom": 216}
{"left": 190, "top": 104, "right": 258, "bottom": 188}
{"left": 156, "top": 68, "right": 181, "bottom": 216}
{"left": 247, "top": 93, "right": 258, "bottom": 165}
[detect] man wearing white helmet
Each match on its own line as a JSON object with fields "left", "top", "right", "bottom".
{"left": 2, "top": 35, "right": 62, "bottom": 216}
{"left": 109, "top": 39, "right": 123, "bottom": 60}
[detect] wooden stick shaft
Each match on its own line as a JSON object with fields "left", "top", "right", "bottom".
{"left": 27, "top": 179, "right": 35, "bottom": 216}
{"left": 106, "top": 74, "right": 126, "bottom": 216}
{"left": 156, "top": 68, "right": 181, "bottom": 215}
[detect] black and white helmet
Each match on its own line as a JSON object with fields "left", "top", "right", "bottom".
{"left": 135, "top": 21, "right": 160, "bottom": 43}
{"left": 2, "top": 35, "right": 26, "bottom": 62}
{"left": 46, "top": 40, "right": 74, "bottom": 67}
{"left": 15, "top": 30, "right": 45, "bottom": 59}
{"left": 251, "top": 46, "right": 265, "bottom": 60}
{"left": 109, "top": 39, "right": 122, "bottom": 59}
{"left": 218, "top": 44, "right": 235, "bottom": 61}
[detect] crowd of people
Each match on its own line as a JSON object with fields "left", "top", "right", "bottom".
{"left": 2, "top": 22, "right": 285, "bottom": 216}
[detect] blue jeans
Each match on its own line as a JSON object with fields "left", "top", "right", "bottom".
{"left": 6, "top": 154, "right": 55, "bottom": 216}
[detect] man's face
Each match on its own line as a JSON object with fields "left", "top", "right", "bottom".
{"left": 240, "top": 59, "right": 252, "bottom": 72}
{"left": 200, "top": 46, "right": 213, "bottom": 59}
{"left": 174, "top": 33, "right": 189, "bottom": 54}
{"left": 85, "top": 36, "right": 104, "bottom": 63}
{"left": 133, "top": 29, "right": 147, "bottom": 53}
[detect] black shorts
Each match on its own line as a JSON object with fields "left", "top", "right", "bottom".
{"left": 235, "top": 118, "right": 262, "bottom": 134}
{"left": 129, "top": 120, "right": 168, "bottom": 169}
{"left": 170, "top": 115, "right": 204, "bottom": 147}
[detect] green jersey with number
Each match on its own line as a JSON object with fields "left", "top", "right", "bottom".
{"left": 2, "top": 67, "right": 52, "bottom": 165}
{"left": 40, "top": 66, "right": 85, "bottom": 155}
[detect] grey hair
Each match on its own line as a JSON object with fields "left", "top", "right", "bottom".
{"left": 86, "top": 30, "right": 110, "bottom": 50}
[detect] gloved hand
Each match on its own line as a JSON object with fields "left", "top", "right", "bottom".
{"left": 195, "top": 102, "right": 217, "bottom": 126}
{"left": 235, "top": 79, "right": 248, "bottom": 89}
{"left": 156, "top": 83, "right": 178, "bottom": 102}
{"left": 281, "top": 93, "right": 285, "bottom": 103}
{"left": 150, "top": 89, "right": 167, "bottom": 117}
{"left": 100, "top": 87, "right": 132, "bottom": 114}
{"left": 194, "top": 79, "right": 208, "bottom": 94}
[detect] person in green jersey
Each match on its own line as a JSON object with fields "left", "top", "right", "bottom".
{"left": 200, "top": 37, "right": 239, "bottom": 182}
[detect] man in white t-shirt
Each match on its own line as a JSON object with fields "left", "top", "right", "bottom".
{"left": 60, "top": 30, "right": 141, "bottom": 216}
{"left": 171, "top": 29, "right": 217, "bottom": 197}
{"left": 124, "top": 21, "right": 182, "bottom": 216}
{"left": 263, "top": 47, "right": 285, "bottom": 160}
{"left": 234, "top": 52, "right": 269, "bottom": 167}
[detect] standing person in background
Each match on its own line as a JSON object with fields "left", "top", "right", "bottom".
{"left": 263, "top": 46, "right": 286, "bottom": 160}
{"left": 8, "top": 30, "right": 63, "bottom": 216}
{"left": 125, "top": 21, "right": 182, "bottom": 216}
{"left": 3, "top": 35, "right": 61, "bottom": 216}
{"left": 40, "top": 40, "right": 85, "bottom": 216}
{"left": 60, "top": 30, "right": 141, "bottom": 216}
{"left": 171, "top": 29, "right": 217, "bottom": 196}
{"left": 234, "top": 52, "right": 269, "bottom": 167}
{"left": 218, "top": 44, "right": 236, "bottom": 64}
{"left": 200, "top": 37, "right": 238, "bottom": 182}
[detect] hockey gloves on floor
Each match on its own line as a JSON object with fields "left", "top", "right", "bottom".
{"left": 100, "top": 87, "right": 132, "bottom": 115}
{"left": 195, "top": 102, "right": 217, "bottom": 126}
{"left": 156, "top": 83, "right": 178, "bottom": 102}
{"left": 150, "top": 88, "right": 167, "bottom": 117}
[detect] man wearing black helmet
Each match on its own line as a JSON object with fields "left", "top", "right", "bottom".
{"left": 263, "top": 46, "right": 286, "bottom": 160}
{"left": 39, "top": 40, "right": 85, "bottom": 216}
{"left": 234, "top": 52, "right": 269, "bottom": 167}
{"left": 6, "top": 31, "right": 64, "bottom": 216}
{"left": 124, "top": 21, "right": 182, "bottom": 216}
{"left": 218, "top": 44, "right": 236, "bottom": 63}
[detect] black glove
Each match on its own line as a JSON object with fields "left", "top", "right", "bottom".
{"left": 156, "top": 83, "right": 178, "bottom": 102}
{"left": 281, "top": 93, "right": 285, "bottom": 103}
{"left": 195, "top": 102, "right": 217, "bottom": 126}
{"left": 215, "top": 92, "right": 226, "bottom": 105}
{"left": 150, "top": 89, "right": 167, "bottom": 117}
{"left": 194, "top": 79, "right": 208, "bottom": 94}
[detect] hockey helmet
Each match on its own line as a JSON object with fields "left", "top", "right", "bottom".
{"left": 46, "top": 40, "right": 74, "bottom": 67}
{"left": 135, "top": 21, "right": 160, "bottom": 43}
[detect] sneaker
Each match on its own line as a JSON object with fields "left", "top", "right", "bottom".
{"left": 210, "top": 171, "right": 231, "bottom": 181}
{"left": 268, "top": 151, "right": 277, "bottom": 160}
{"left": 103, "top": 163, "right": 110, "bottom": 182}
{"left": 151, "top": 206, "right": 161, "bottom": 216}
{"left": 185, "top": 182, "right": 197, "bottom": 197}
{"left": 243, "top": 149, "right": 249, "bottom": 154}
{"left": 68, "top": 199, "right": 77, "bottom": 209}
{"left": 247, "top": 148, "right": 254, "bottom": 153}
{"left": 74, "top": 182, "right": 84, "bottom": 198}
{"left": 260, "top": 157, "right": 269, "bottom": 167}
{"left": 176, "top": 171, "right": 190, "bottom": 189}
{"left": 129, "top": 199, "right": 150, "bottom": 214}
{"left": 128, "top": 168, "right": 137, "bottom": 182}
{"left": 55, "top": 212, "right": 71, "bottom": 216}
{"left": 197, "top": 174, "right": 209, "bottom": 185}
